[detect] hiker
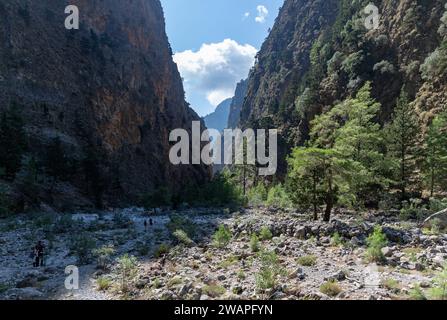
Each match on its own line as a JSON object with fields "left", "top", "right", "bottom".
{"left": 144, "top": 219, "right": 147, "bottom": 231}
{"left": 149, "top": 218, "right": 153, "bottom": 226}
{"left": 33, "top": 241, "right": 45, "bottom": 267}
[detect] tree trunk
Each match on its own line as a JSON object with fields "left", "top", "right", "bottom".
{"left": 323, "top": 195, "right": 333, "bottom": 222}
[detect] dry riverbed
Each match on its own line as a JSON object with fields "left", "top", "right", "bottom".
{"left": 0, "top": 207, "right": 446, "bottom": 300}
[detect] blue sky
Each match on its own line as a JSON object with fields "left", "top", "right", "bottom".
{"left": 160, "top": 0, "right": 284, "bottom": 116}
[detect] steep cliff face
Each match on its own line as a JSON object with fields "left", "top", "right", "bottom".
{"left": 227, "top": 79, "right": 248, "bottom": 129}
{"left": 239, "top": 0, "right": 447, "bottom": 176}
{"left": 0, "top": 0, "right": 210, "bottom": 208}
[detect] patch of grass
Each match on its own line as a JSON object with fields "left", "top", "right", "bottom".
{"left": 237, "top": 270, "right": 246, "bottom": 280}
{"left": 96, "top": 277, "right": 112, "bottom": 291}
{"left": 297, "top": 255, "right": 317, "bottom": 267}
{"left": 381, "top": 278, "right": 401, "bottom": 293}
{"left": 152, "top": 277, "right": 163, "bottom": 289}
{"left": 167, "top": 276, "right": 183, "bottom": 288}
{"left": 202, "top": 284, "right": 226, "bottom": 298}
{"left": 219, "top": 255, "right": 239, "bottom": 269}
{"left": 259, "top": 226, "right": 273, "bottom": 241}
{"left": 409, "top": 285, "right": 427, "bottom": 300}
{"left": 213, "top": 224, "right": 232, "bottom": 248}
{"left": 320, "top": 280, "right": 342, "bottom": 297}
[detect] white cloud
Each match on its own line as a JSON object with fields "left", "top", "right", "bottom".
{"left": 243, "top": 12, "right": 250, "bottom": 20}
{"left": 173, "top": 39, "right": 257, "bottom": 107}
{"left": 255, "top": 5, "right": 268, "bottom": 23}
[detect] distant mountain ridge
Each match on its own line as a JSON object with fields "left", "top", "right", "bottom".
{"left": 203, "top": 98, "right": 232, "bottom": 132}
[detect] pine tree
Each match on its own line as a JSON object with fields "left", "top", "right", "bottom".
{"left": 0, "top": 103, "right": 28, "bottom": 179}
{"left": 334, "top": 82, "right": 391, "bottom": 205}
{"left": 287, "top": 148, "right": 356, "bottom": 222}
{"left": 423, "top": 110, "right": 447, "bottom": 197}
{"left": 386, "top": 88, "right": 421, "bottom": 201}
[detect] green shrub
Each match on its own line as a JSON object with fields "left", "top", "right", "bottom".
{"left": 331, "top": 232, "right": 344, "bottom": 246}
{"left": 428, "top": 264, "right": 447, "bottom": 300}
{"left": 213, "top": 224, "right": 232, "bottom": 248}
{"left": 116, "top": 254, "right": 138, "bottom": 292}
{"left": 168, "top": 215, "right": 197, "bottom": 241}
{"left": 409, "top": 285, "right": 427, "bottom": 300}
{"left": 247, "top": 183, "right": 268, "bottom": 206}
{"left": 113, "top": 213, "right": 133, "bottom": 229}
{"left": 297, "top": 255, "right": 317, "bottom": 267}
{"left": 381, "top": 278, "right": 401, "bottom": 293}
{"left": 258, "top": 226, "right": 273, "bottom": 241}
{"left": 69, "top": 233, "right": 96, "bottom": 265}
{"left": 266, "top": 184, "right": 292, "bottom": 208}
{"left": 172, "top": 229, "right": 193, "bottom": 246}
{"left": 135, "top": 241, "right": 150, "bottom": 256}
{"left": 256, "top": 250, "right": 285, "bottom": 292}
{"left": 93, "top": 245, "right": 115, "bottom": 269}
{"left": 250, "top": 234, "right": 260, "bottom": 252}
{"left": 366, "top": 226, "right": 388, "bottom": 263}
{"left": 320, "top": 280, "right": 342, "bottom": 297}
{"left": 154, "top": 243, "right": 170, "bottom": 258}
{"left": 429, "top": 198, "right": 447, "bottom": 213}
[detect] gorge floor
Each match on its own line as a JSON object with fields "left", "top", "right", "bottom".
{"left": 0, "top": 208, "right": 445, "bottom": 300}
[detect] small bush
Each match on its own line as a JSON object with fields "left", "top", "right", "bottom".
{"left": 320, "top": 280, "right": 342, "bottom": 297}
{"left": 258, "top": 226, "right": 273, "bottom": 241}
{"left": 247, "top": 183, "right": 268, "bottom": 207}
{"left": 116, "top": 254, "right": 138, "bottom": 292}
{"left": 297, "top": 255, "right": 317, "bottom": 267}
{"left": 135, "top": 241, "right": 150, "bottom": 256}
{"left": 154, "top": 243, "right": 170, "bottom": 258}
{"left": 266, "top": 184, "right": 292, "bottom": 208}
{"left": 168, "top": 215, "right": 197, "bottom": 241}
{"left": 331, "top": 232, "right": 344, "bottom": 246}
{"left": 173, "top": 229, "right": 193, "bottom": 246}
{"left": 213, "top": 224, "right": 232, "bottom": 248}
{"left": 93, "top": 245, "right": 115, "bottom": 270}
{"left": 250, "top": 234, "right": 260, "bottom": 253}
{"left": 256, "top": 250, "right": 285, "bottom": 292}
{"left": 96, "top": 277, "right": 112, "bottom": 291}
{"left": 69, "top": 233, "right": 96, "bottom": 265}
{"left": 202, "top": 284, "right": 226, "bottom": 298}
{"left": 366, "top": 226, "right": 388, "bottom": 263}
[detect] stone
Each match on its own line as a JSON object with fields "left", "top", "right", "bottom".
{"left": 381, "top": 247, "right": 393, "bottom": 257}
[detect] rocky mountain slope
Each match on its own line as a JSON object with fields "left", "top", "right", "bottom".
{"left": 227, "top": 79, "right": 248, "bottom": 129}
{"left": 238, "top": 0, "right": 447, "bottom": 176}
{"left": 203, "top": 98, "right": 232, "bottom": 133}
{"left": 0, "top": 0, "right": 210, "bottom": 209}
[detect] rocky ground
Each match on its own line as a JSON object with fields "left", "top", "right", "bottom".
{"left": 0, "top": 207, "right": 446, "bottom": 300}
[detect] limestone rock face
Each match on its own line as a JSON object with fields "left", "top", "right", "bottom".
{"left": 239, "top": 0, "right": 447, "bottom": 176}
{"left": 0, "top": 0, "right": 210, "bottom": 206}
